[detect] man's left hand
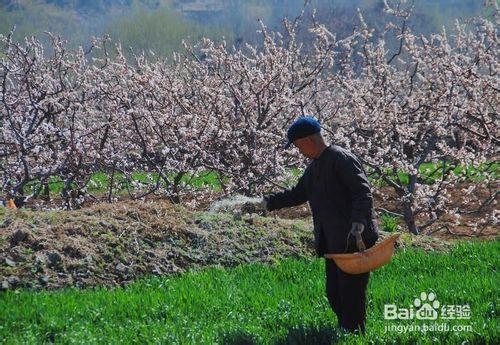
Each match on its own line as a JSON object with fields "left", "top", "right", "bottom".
{"left": 350, "top": 222, "right": 366, "bottom": 251}
{"left": 350, "top": 222, "right": 365, "bottom": 235}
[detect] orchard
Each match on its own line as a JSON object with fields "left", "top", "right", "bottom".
{"left": 0, "top": 1, "right": 497, "bottom": 235}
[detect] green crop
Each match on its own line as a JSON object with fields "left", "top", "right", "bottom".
{"left": 0, "top": 241, "right": 498, "bottom": 344}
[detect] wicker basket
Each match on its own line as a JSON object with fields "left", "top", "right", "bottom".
{"left": 324, "top": 233, "right": 401, "bottom": 274}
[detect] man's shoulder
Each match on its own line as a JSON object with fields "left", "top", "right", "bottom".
{"left": 327, "top": 145, "right": 363, "bottom": 168}
{"left": 310, "top": 144, "right": 357, "bottom": 170}
{"left": 327, "top": 144, "right": 352, "bottom": 160}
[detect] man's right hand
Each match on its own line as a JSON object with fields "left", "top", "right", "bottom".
{"left": 241, "top": 197, "right": 268, "bottom": 214}
{"left": 254, "top": 197, "right": 268, "bottom": 212}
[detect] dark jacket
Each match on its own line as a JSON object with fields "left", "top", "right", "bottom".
{"left": 264, "top": 144, "right": 379, "bottom": 257}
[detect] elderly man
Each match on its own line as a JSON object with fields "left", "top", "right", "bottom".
{"left": 256, "top": 116, "right": 379, "bottom": 334}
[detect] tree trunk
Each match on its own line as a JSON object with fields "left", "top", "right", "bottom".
{"left": 403, "top": 202, "right": 419, "bottom": 234}
{"left": 43, "top": 182, "right": 50, "bottom": 201}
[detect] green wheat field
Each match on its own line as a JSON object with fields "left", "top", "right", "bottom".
{"left": 1, "top": 241, "right": 498, "bottom": 344}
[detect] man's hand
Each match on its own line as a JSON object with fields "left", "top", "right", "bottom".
{"left": 350, "top": 222, "right": 366, "bottom": 252}
{"left": 241, "top": 197, "right": 268, "bottom": 214}
{"left": 254, "top": 197, "right": 268, "bottom": 212}
{"left": 350, "top": 222, "right": 365, "bottom": 235}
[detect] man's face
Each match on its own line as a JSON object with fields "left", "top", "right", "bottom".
{"left": 293, "top": 136, "right": 317, "bottom": 159}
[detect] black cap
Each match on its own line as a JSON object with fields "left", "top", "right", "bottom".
{"left": 284, "top": 116, "right": 321, "bottom": 149}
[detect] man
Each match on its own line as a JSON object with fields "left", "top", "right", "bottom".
{"left": 255, "top": 116, "right": 379, "bottom": 334}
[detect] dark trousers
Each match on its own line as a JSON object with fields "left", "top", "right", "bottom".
{"left": 325, "top": 258, "right": 370, "bottom": 333}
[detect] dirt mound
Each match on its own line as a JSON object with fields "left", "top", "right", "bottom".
{"left": 0, "top": 199, "right": 460, "bottom": 291}
{"left": 0, "top": 200, "right": 316, "bottom": 291}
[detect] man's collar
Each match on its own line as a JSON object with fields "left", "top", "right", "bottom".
{"left": 314, "top": 144, "right": 331, "bottom": 160}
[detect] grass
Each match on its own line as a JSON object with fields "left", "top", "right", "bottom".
{"left": 8, "top": 161, "right": 496, "bottom": 201}
{"left": 0, "top": 241, "right": 498, "bottom": 344}
{"left": 19, "top": 170, "right": 226, "bottom": 197}
{"left": 370, "top": 161, "right": 499, "bottom": 188}
{"left": 379, "top": 213, "right": 400, "bottom": 233}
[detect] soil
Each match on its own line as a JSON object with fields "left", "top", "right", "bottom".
{"left": 0, "top": 200, "right": 316, "bottom": 291}
{"left": 0, "top": 181, "right": 497, "bottom": 292}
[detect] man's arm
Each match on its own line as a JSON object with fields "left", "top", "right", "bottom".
{"left": 336, "top": 153, "right": 373, "bottom": 228}
{"left": 264, "top": 170, "right": 308, "bottom": 211}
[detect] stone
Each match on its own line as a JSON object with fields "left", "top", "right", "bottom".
{"left": 115, "top": 263, "right": 128, "bottom": 275}
{"left": 165, "top": 263, "right": 180, "bottom": 274}
{"left": 151, "top": 265, "right": 162, "bottom": 275}
{"left": 10, "top": 247, "right": 26, "bottom": 261}
{"left": 34, "top": 254, "right": 46, "bottom": 265}
{"left": 1, "top": 280, "right": 9, "bottom": 290}
{"left": 200, "top": 222, "right": 212, "bottom": 230}
{"left": 31, "top": 240, "right": 45, "bottom": 250}
{"left": 142, "top": 238, "right": 155, "bottom": 246}
{"left": 10, "top": 229, "right": 28, "bottom": 247}
{"left": 7, "top": 276, "right": 20, "bottom": 287}
{"left": 47, "top": 252, "right": 62, "bottom": 267}
{"left": 102, "top": 253, "right": 114, "bottom": 262}
{"left": 33, "top": 254, "right": 46, "bottom": 273}
{"left": 244, "top": 216, "right": 254, "bottom": 225}
{"left": 83, "top": 255, "right": 93, "bottom": 263}
{"left": 39, "top": 275, "right": 50, "bottom": 285}
{"left": 0, "top": 218, "right": 12, "bottom": 228}
{"left": 4, "top": 257, "right": 16, "bottom": 267}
